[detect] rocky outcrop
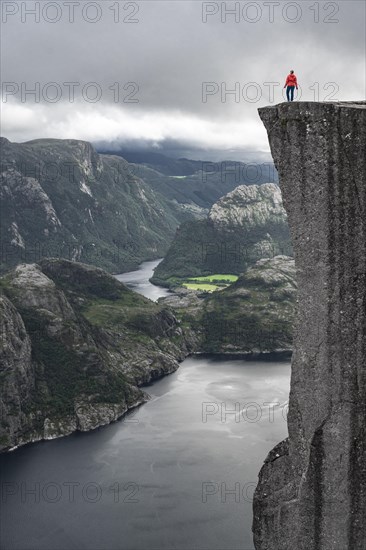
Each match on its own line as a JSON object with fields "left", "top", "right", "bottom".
{"left": 151, "top": 183, "right": 292, "bottom": 285}
{"left": 253, "top": 102, "right": 366, "bottom": 549}
{"left": 0, "top": 260, "right": 198, "bottom": 452}
{"left": 208, "top": 183, "right": 285, "bottom": 230}
{"left": 200, "top": 255, "right": 296, "bottom": 354}
{"left": 158, "top": 286, "right": 205, "bottom": 310}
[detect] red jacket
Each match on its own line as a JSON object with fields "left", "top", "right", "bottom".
{"left": 285, "top": 73, "right": 298, "bottom": 88}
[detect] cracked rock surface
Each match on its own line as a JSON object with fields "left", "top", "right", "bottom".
{"left": 252, "top": 102, "right": 366, "bottom": 550}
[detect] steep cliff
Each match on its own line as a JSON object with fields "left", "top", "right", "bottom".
{"left": 253, "top": 102, "right": 366, "bottom": 549}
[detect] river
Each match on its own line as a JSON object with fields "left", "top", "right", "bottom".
{"left": 0, "top": 259, "right": 291, "bottom": 550}
{"left": 115, "top": 259, "right": 171, "bottom": 301}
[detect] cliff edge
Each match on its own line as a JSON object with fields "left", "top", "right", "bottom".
{"left": 252, "top": 102, "right": 366, "bottom": 549}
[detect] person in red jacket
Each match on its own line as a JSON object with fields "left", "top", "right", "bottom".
{"left": 284, "top": 70, "right": 298, "bottom": 102}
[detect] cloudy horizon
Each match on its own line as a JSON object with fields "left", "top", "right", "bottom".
{"left": 1, "top": 0, "right": 365, "bottom": 161}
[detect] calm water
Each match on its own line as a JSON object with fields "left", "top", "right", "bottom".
{"left": 0, "top": 261, "right": 291, "bottom": 550}
{"left": 115, "top": 259, "right": 171, "bottom": 301}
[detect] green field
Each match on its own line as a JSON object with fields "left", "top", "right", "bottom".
{"left": 187, "top": 274, "right": 238, "bottom": 283}
{"left": 181, "top": 274, "right": 238, "bottom": 292}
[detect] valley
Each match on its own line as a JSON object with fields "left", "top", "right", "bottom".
{"left": 0, "top": 258, "right": 291, "bottom": 550}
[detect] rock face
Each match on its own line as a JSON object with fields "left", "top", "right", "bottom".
{"left": 208, "top": 183, "right": 284, "bottom": 230}
{"left": 0, "top": 295, "right": 34, "bottom": 448}
{"left": 252, "top": 102, "right": 366, "bottom": 549}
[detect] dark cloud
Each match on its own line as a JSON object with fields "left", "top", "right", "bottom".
{"left": 1, "top": 1, "right": 365, "bottom": 158}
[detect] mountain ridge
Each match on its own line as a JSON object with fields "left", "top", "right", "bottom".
{"left": 0, "top": 137, "right": 196, "bottom": 275}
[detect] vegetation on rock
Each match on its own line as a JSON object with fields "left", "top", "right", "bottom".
{"left": 0, "top": 259, "right": 198, "bottom": 452}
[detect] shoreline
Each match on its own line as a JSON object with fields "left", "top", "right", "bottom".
{"left": 192, "top": 349, "right": 292, "bottom": 361}
{"left": 4, "top": 396, "right": 149, "bottom": 455}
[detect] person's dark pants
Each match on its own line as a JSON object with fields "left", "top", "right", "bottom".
{"left": 286, "top": 86, "right": 295, "bottom": 101}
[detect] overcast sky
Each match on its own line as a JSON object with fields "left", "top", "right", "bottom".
{"left": 1, "top": 0, "right": 365, "bottom": 160}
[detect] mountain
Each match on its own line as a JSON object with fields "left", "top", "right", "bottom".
{"left": 99, "top": 149, "right": 278, "bottom": 209}
{"left": 0, "top": 259, "right": 198, "bottom": 451}
{"left": 151, "top": 183, "right": 293, "bottom": 285}
{"left": 0, "top": 137, "right": 202, "bottom": 275}
{"left": 98, "top": 150, "right": 204, "bottom": 176}
{"left": 98, "top": 149, "right": 278, "bottom": 177}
